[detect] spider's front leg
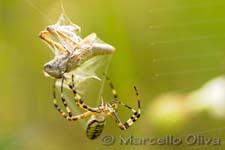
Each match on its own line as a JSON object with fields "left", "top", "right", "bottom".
{"left": 104, "top": 75, "right": 119, "bottom": 109}
{"left": 68, "top": 74, "right": 98, "bottom": 112}
{"left": 105, "top": 75, "right": 118, "bottom": 100}
{"left": 52, "top": 78, "right": 93, "bottom": 121}
{"left": 53, "top": 77, "right": 72, "bottom": 120}
{"left": 112, "top": 86, "right": 141, "bottom": 130}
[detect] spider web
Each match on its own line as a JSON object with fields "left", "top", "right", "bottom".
{"left": 29, "top": 0, "right": 113, "bottom": 128}
{"left": 27, "top": 0, "right": 225, "bottom": 148}
{"left": 142, "top": 0, "right": 225, "bottom": 149}
{"left": 55, "top": 55, "right": 112, "bottom": 128}
{"left": 52, "top": 21, "right": 113, "bottom": 128}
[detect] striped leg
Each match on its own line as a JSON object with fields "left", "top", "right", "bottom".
{"left": 53, "top": 78, "right": 73, "bottom": 120}
{"left": 70, "top": 111, "right": 92, "bottom": 121}
{"left": 114, "top": 86, "right": 141, "bottom": 130}
{"left": 60, "top": 77, "right": 73, "bottom": 117}
{"left": 111, "top": 111, "right": 127, "bottom": 130}
{"left": 104, "top": 75, "right": 119, "bottom": 110}
{"left": 53, "top": 79, "right": 92, "bottom": 121}
{"left": 105, "top": 75, "right": 118, "bottom": 100}
{"left": 68, "top": 74, "right": 97, "bottom": 112}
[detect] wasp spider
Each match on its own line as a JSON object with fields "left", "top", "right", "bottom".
{"left": 53, "top": 75, "right": 141, "bottom": 140}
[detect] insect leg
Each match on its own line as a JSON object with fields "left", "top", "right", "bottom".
{"left": 39, "top": 30, "right": 69, "bottom": 54}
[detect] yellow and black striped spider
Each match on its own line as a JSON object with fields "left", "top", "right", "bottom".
{"left": 53, "top": 75, "right": 141, "bottom": 140}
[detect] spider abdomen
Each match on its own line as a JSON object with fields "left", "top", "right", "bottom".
{"left": 86, "top": 117, "right": 105, "bottom": 140}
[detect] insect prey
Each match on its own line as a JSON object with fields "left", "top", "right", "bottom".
{"left": 39, "top": 14, "right": 115, "bottom": 79}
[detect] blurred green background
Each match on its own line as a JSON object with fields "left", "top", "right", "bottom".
{"left": 0, "top": 0, "right": 225, "bottom": 149}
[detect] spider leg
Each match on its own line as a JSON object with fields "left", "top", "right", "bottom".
{"left": 53, "top": 79, "right": 93, "bottom": 121}
{"left": 105, "top": 75, "right": 118, "bottom": 100}
{"left": 53, "top": 78, "right": 72, "bottom": 118}
{"left": 104, "top": 75, "right": 120, "bottom": 111}
{"left": 60, "top": 76, "right": 73, "bottom": 116}
{"left": 68, "top": 74, "right": 98, "bottom": 112}
{"left": 70, "top": 111, "right": 92, "bottom": 121}
{"left": 111, "top": 111, "right": 126, "bottom": 130}
{"left": 112, "top": 86, "right": 141, "bottom": 130}
{"left": 53, "top": 79, "right": 69, "bottom": 119}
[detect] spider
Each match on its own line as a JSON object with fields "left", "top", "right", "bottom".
{"left": 39, "top": 15, "right": 115, "bottom": 79}
{"left": 53, "top": 75, "right": 141, "bottom": 140}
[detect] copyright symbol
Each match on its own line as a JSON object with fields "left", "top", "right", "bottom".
{"left": 101, "top": 135, "right": 115, "bottom": 145}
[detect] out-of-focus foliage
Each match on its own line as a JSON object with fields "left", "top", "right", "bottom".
{"left": 0, "top": 0, "right": 225, "bottom": 150}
